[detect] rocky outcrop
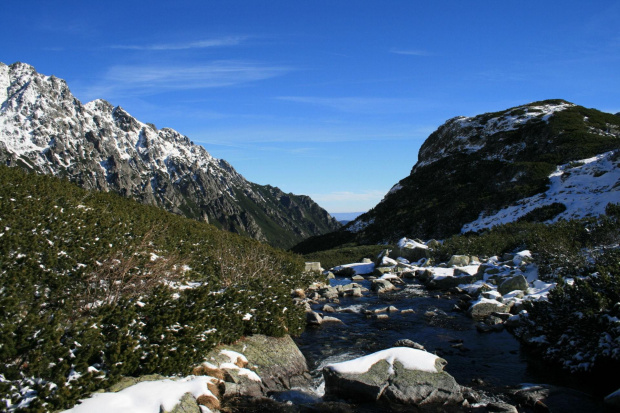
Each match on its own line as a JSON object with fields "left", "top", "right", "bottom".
{"left": 323, "top": 348, "right": 463, "bottom": 406}
{"left": 204, "top": 334, "right": 311, "bottom": 395}
{"left": 0, "top": 62, "right": 340, "bottom": 248}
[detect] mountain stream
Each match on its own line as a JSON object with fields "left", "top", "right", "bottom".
{"left": 283, "top": 276, "right": 606, "bottom": 412}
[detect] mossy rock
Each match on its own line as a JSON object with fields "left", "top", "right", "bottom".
{"left": 205, "top": 335, "right": 309, "bottom": 393}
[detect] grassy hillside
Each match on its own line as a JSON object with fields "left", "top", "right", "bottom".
{"left": 0, "top": 166, "right": 322, "bottom": 412}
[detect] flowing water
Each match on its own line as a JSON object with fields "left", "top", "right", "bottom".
{"left": 286, "top": 276, "right": 606, "bottom": 412}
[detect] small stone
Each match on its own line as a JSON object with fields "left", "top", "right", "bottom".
{"left": 322, "top": 304, "right": 335, "bottom": 313}
{"left": 321, "top": 316, "right": 344, "bottom": 324}
{"left": 394, "top": 339, "right": 425, "bottom": 350}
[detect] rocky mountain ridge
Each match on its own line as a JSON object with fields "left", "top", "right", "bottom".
{"left": 0, "top": 62, "right": 340, "bottom": 248}
{"left": 293, "top": 99, "right": 620, "bottom": 253}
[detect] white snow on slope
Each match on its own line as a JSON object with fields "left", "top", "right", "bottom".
{"left": 61, "top": 376, "right": 217, "bottom": 413}
{"left": 416, "top": 102, "right": 575, "bottom": 168}
{"left": 462, "top": 151, "right": 620, "bottom": 232}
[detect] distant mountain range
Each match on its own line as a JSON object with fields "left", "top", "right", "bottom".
{"left": 293, "top": 99, "right": 620, "bottom": 253}
{"left": 0, "top": 62, "right": 340, "bottom": 249}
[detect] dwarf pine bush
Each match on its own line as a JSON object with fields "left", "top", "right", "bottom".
{"left": 0, "top": 166, "right": 317, "bottom": 411}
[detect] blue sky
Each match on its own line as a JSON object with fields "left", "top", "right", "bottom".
{"left": 1, "top": 1, "right": 619, "bottom": 213}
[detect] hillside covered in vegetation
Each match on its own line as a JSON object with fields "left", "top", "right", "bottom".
{"left": 0, "top": 165, "right": 322, "bottom": 412}
{"left": 293, "top": 100, "right": 620, "bottom": 254}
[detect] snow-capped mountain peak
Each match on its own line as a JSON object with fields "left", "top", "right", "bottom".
{"left": 0, "top": 61, "right": 340, "bottom": 248}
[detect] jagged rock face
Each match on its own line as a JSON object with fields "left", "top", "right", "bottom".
{"left": 293, "top": 99, "right": 620, "bottom": 253}
{"left": 0, "top": 62, "right": 340, "bottom": 248}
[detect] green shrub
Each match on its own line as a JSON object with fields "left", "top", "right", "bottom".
{"left": 0, "top": 165, "right": 313, "bottom": 411}
{"left": 516, "top": 248, "right": 620, "bottom": 373}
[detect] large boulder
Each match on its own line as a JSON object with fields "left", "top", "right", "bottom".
{"left": 323, "top": 348, "right": 463, "bottom": 406}
{"left": 205, "top": 335, "right": 310, "bottom": 393}
{"left": 498, "top": 274, "right": 529, "bottom": 295}
{"left": 396, "top": 238, "right": 431, "bottom": 262}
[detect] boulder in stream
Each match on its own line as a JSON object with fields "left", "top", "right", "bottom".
{"left": 323, "top": 347, "right": 463, "bottom": 406}
{"left": 371, "top": 279, "right": 396, "bottom": 293}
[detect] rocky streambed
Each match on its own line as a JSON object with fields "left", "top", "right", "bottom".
{"left": 63, "top": 241, "right": 619, "bottom": 412}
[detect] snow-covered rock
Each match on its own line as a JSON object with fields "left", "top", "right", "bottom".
{"left": 468, "top": 297, "right": 511, "bottom": 320}
{"left": 323, "top": 348, "right": 463, "bottom": 406}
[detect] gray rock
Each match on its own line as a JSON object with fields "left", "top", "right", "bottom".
{"left": 397, "top": 245, "right": 431, "bottom": 263}
{"left": 321, "top": 316, "right": 344, "bottom": 324}
{"left": 371, "top": 279, "right": 396, "bottom": 293}
{"left": 351, "top": 274, "right": 365, "bottom": 281}
{"left": 322, "top": 304, "right": 336, "bottom": 313}
{"left": 319, "top": 286, "right": 339, "bottom": 299}
{"left": 427, "top": 274, "right": 476, "bottom": 290}
{"left": 352, "top": 287, "right": 363, "bottom": 297}
{"left": 393, "top": 339, "right": 425, "bottom": 350}
{"left": 374, "top": 249, "right": 392, "bottom": 266}
{"left": 507, "top": 383, "right": 600, "bottom": 413}
{"left": 306, "top": 311, "right": 323, "bottom": 325}
{"left": 106, "top": 374, "right": 166, "bottom": 392}
{"left": 498, "top": 274, "right": 529, "bottom": 295}
{"left": 447, "top": 255, "right": 470, "bottom": 267}
{"left": 483, "top": 401, "right": 518, "bottom": 412}
{"left": 468, "top": 300, "right": 510, "bottom": 320}
{"left": 323, "top": 354, "right": 462, "bottom": 406}
{"left": 206, "top": 335, "right": 309, "bottom": 394}
{"left": 484, "top": 315, "right": 505, "bottom": 325}
{"left": 373, "top": 267, "right": 393, "bottom": 276}
{"left": 163, "top": 392, "right": 201, "bottom": 413}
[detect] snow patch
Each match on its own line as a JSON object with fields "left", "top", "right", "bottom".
{"left": 462, "top": 151, "right": 620, "bottom": 232}
{"left": 61, "top": 376, "right": 217, "bottom": 413}
{"left": 326, "top": 347, "right": 442, "bottom": 375}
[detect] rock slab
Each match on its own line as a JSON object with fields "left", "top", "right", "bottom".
{"left": 323, "top": 348, "right": 463, "bottom": 406}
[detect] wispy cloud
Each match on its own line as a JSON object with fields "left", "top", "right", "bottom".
{"left": 390, "top": 48, "right": 430, "bottom": 56}
{"left": 110, "top": 36, "right": 247, "bottom": 51}
{"left": 78, "top": 61, "right": 291, "bottom": 100}
{"left": 277, "top": 96, "right": 427, "bottom": 114}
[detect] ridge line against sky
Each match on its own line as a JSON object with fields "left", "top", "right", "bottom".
{"left": 1, "top": 0, "right": 619, "bottom": 213}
